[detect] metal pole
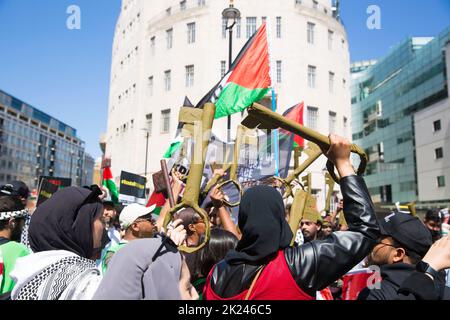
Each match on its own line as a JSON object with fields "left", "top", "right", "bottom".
{"left": 144, "top": 132, "right": 149, "bottom": 177}
{"left": 69, "top": 152, "right": 73, "bottom": 181}
{"left": 227, "top": 25, "right": 233, "bottom": 143}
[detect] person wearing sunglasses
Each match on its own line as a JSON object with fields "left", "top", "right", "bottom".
{"left": 358, "top": 211, "right": 450, "bottom": 300}
{"left": 101, "top": 203, "right": 160, "bottom": 273}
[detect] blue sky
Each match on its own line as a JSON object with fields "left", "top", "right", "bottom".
{"left": 0, "top": 0, "right": 449, "bottom": 159}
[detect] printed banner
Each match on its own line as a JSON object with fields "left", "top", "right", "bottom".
{"left": 119, "top": 171, "right": 147, "bottom": 205}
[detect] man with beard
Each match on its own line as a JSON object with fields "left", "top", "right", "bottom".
{"left": 423, "top": 209, "right": 442, "bottom": 243}
{"left": 300, "top": 209, "right": 322, "bottom": 243}
{"left": 358, "top": 211, "right": 450, "bottom": 300}
{"left": 101, "top": 203, "right": 164, "bottom": 272}
{"left": 0, "top": 196, "right": 30, "bottom": 297}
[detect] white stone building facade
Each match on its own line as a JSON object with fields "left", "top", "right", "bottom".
{"left": 105, "top": 0, "right": 351, "bottom": 209}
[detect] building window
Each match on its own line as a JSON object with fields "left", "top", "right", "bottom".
{"left": 148, "top": 76, "right": 154, "bottom": 96}
{"left": 187, "top": 22, "right": 196, "bottom": 44}
{"left": 435, "top": 147, "right": 443, "bottom": 159}
{"left": 276, "top": 60, "right": 282, "bottom": 83}
{"left": 164, "top": 70, "right": 171, "bottom": 91}
{"left": 180, "top": 0, "right": 186, "bottom": 10}
{"left": 150, "top": 36, "right": 156, "bottom": 55}
{"left": 308, "top": 65, "right": 316, "bottom": 88}
{"left": 221, "top": 60, "right": 227, "bottom": 78}
{"left": 185, "top": 65, "right": 194, "bottom": 87}
{"left": 307, "top": 107, "right": 318, "bottom": 130}
{"left": 437, "top": 175, "right": 446, "bottom": 187}
{"left": 236, "top": 18, "right": 241, "bottom": 38}
{"left": 146, "top": 113, "right": 152, "bottom": 135}
{"left": 433, "top": 120, "right": 441, "bottom": 132}
{"left": 198, "top": 0, "right": 205, "bottom": 7}
{"left": 166, "top": 28, "right": 173, "bottom": 49}
{"left": 222, "top": 18, "right": 227, "bottom": 39}
{"left": 328, "top": 30, "right": 333, "bottom": 49}
{"left": 276, "top": 17, "right": 282, "bottom": 38}
{"left": 329, "top": 72, "right": 335, "bottom": 93}
{"left": 246, "top": 17, "right": 257, "bottom": 39}
{"left": 161, "top": 109, "right": 171, "bottom": 134}
{"left": 261, "top": 17, "right": 267, "bottom": 26}
{"left": 307, "top": 22, "right": 315, "bottom": 44}
{"left": 329, "top": 111, "right": 337, "bottom": 133}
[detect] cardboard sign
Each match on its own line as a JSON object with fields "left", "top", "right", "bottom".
{"left": 119, "top": 171, "right": 147, "bottom": 205}
{"left": 36, "top": 178, "right": 59, "bottom": 207}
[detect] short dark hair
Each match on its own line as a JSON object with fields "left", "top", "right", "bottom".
{"left": 174, "top": 208, "right": 202, "bottom": 235}
{"left": 0, "top": 196, "right": 25, "bottom": 231}
{"left": 425, "top": 209, "right": 441, "bottom": 223}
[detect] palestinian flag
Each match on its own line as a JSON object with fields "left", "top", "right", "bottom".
{"left": 282, "top": 102, "right": 305, "bottom": 149}
{"left": 163, "top": 136, "right": 183, "bottom": 159}
{"left": 146, "top": 190, "right": 166, "bottom": 215}
{"left": 197, "top": 23, "right": 272, "bottom": 118}
{"left": 163, "top": 96, "right": 194, "bottom": 159}
{"left": 102, "top": 167, "right": 119, "bottom": 204}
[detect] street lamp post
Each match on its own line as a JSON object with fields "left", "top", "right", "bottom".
{"left": 222, "top": 0, "right": 241, "bottom": 142}
{"left": 142, "top": 129, "right": 150, "bottom": 177}
{"left": 69, "top": 150, "right": 74, "bottom": 181}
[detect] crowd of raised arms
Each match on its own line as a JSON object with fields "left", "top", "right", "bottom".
{"left": 1, "top": 134, "right": 450, "bottom": 300}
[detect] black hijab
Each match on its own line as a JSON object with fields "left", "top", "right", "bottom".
{"left": 225, "top": 185, "right": 293, "bottom": 265}
{"left": 29, "top": 186, "right": 103, "bottom": 259}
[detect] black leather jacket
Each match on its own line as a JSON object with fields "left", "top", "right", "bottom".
{"left": 209, "top": 175, "right": 380, "bottom": 298}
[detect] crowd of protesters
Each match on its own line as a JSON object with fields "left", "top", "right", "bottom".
{"left": 1, "top": 134, "right": 450, "bottom": 300}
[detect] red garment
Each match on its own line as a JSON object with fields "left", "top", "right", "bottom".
{"left": 318, "top": 287, "right": 334, "bottom": 300}
{"left": 342, "top": 271, "right": 376, "bottom": 300}
{"left": 204, "top": 250, "right": 314, "bottom": 300}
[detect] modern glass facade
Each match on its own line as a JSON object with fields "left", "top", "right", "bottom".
{"left": 0, "top": 89, "right": 92, "bottom": 189}
{"left": 351, "top": 27, "right": 450, "bottom": 203}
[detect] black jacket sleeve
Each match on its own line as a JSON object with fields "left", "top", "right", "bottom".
{"left": 284, "top": 175, "right": 380, "bottom": 296}
{"left": 397, "top": 271, "right": 449, "bottom": 300}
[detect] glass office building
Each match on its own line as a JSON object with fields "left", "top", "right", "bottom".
{"left": 351, "top": 27, "right": 450, "bottom": 203}
{"left": 0, "top": 89, "right": 92, "bottom": 189}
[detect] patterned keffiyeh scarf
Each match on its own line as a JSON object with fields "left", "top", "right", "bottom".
{"left": 15, "top": 256, "right": 99, "bottom": 300}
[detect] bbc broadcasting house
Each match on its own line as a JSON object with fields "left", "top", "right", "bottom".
{"left": 0, "top": 89, "right": 95, "bottom": 189}
{"left": 103, "top": 0, "right": 351, "bottom": 211}
{"left": 351, "top": 27, "right": 450, "bottom": 207}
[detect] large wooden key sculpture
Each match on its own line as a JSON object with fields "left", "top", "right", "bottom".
{"left": 162, "top": 103, "right": 215, "bottom": 253}
{"left": 242, "top": 103, "right": 368, "bottom": 184}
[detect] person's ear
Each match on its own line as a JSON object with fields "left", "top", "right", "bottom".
{"left": 8, "top": 219, "right": 16, "bottom": 230}
{"left": 131, "top": 222, "right": 140, "bottom": 233}
{"left": 392, "top": 248, "right": 406, "bottom": 263}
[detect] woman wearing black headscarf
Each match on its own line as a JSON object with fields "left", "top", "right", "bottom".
{"left": 9, "top": 186, "right": 105, "bottom": 300}
{"left": 204, "top": 134, "right": 380, "bottom": 300}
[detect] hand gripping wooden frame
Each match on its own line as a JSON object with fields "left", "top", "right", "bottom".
{"left": 242, "top": 103, "right": 368, "bottom": 184}
{"left": 162, "top": 103, "right": 215, "bottom": 253}
{"left": 203, "top": 125, "right": 246, "bottom": 207}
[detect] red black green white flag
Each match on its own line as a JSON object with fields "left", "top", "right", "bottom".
{"left": 197, "top": 23, "right": 272, "bottom": 118}
{"left": 281, "top": 102, "right": 305, "bottom": 149}
{"left": 102, "top": 167, "right": 119, "bottom": 204}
